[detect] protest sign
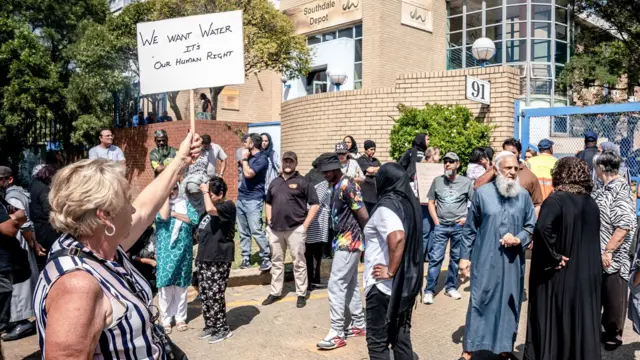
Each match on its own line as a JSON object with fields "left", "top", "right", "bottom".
{"left": 415, "top": 163, "right": 444, "bottom": 204}
{"left": 136, "top": 10, "right": 245, "bottom": 95}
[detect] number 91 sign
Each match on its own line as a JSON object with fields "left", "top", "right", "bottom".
{"left": 465, "top": 76, "right": 490, "bottom": 105}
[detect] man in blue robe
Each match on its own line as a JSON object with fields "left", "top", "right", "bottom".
{"left": 458, "top": 151, "right": 536, "bottom": 360}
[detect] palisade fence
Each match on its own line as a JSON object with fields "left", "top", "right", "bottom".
{"left": 514, "top": 101, "right": 640, "bottom": 193}
{"left": 113, "top": 83, "right": 167, "bottom": 128}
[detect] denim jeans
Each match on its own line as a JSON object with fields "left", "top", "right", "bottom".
{"left": 421, "top": 206, "right": 434, "bottom": 262}
{"left": 425, "top": 224, "right": 463, "bottom": 294}
{"left": 236, "top": 199, "right": 270, "bottom": 260}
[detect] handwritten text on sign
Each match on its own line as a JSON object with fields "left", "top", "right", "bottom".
{"left": 136, "top": 11, "right": 245, "bottom": 95}
{"left": 416, "top": 163, "right": 444, "bottom": 205}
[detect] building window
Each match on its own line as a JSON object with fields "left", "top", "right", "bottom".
{"left": 305, "top": 69, "right": 328, "bottom": 94}
{"left": 306, "top": 24, "right": 363, "bottom": 90}
{"left": 446, "top": 0, "right": 572, "bottom": 105}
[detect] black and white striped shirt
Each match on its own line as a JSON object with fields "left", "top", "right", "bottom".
{"left": 592, "top": 178, "right": 637, "bottom": 281}
{"left": 34, "top": 235, "right": 164, "bottom": 359}
{"left": 307, "top": 181, "right": 330, "bottom": 244}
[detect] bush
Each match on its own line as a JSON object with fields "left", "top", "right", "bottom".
{"left": 389, "top": 103, "right": 493, "bottom": 172}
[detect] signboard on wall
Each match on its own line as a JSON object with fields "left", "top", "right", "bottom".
{"left": 220, "top": 89, "right": 240, "bottom": 111}
{"left": 401, "top": 0, "right": 433, "bottom": 33}
{"left": 285, "top": 0, "right": 363, "bottom": 35}
{"left": 465, "top": 76, "right": 491, "bottom": 105}
{"left": 136, "top": 11, "right": 245, "bottom": 95}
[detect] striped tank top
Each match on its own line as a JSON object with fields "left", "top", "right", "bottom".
{"left": 33, "top": 235, "right": 164, "bottom": 359}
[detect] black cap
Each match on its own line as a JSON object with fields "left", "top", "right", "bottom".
{"left": 282, "top": 151, "right": 298, "bottom": 162}
{"left": 315, "top": 153, "right": 342, "bottom": 172}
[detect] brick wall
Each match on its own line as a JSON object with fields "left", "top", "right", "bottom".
{"left": 281, "top": 66, "right": 520, "bottom": 174}
{"left": 363, "top": 0, "right": 447, "bottom": 88}
{"left": 113, "top": 120, "right": 249, "bottom": 199}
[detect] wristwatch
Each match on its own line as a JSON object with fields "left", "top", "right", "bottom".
{"left": 387, "top": 271, "right": 395, "bottom": 278}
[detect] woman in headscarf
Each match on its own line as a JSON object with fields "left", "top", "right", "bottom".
{"left": 343, "top": 135, "right": 361, "bottom": 159}
{"left": 398, "top": 133, "right": 429, "bottom": 197}
{"left": 592, "top": 141, "right": 631, "bottom": 190}
{"left": 261, "top": 133, "right": 281, "bottom": 193}
{"left": 363, "top": 163, "right": 423, "bottom": 359}
{"left": 155, "top": 182, "right": 198, "bottom": 334}
{"left": 304, "top": 157, "right": 331, "bottom": 288}
{"left": 524, "top": 157, "right": 602, "bottom": 360}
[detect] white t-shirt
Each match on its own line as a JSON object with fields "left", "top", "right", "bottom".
{"left": 88, "top": 145, "right": 125, "bottom": 162}
{"left": 363, "top": 206, "right": 404, "bottom": 296}
{"left": 205, "top": 143, "right": 228, "bottom": 179}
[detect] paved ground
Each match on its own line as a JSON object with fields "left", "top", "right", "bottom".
{"left": 5, "top": 262, "right": 640, "bottom": 360}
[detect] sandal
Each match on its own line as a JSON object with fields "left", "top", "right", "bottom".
{"left": 176, "top": 322, "right": 188, "bottom": 332}
{"left": 163, "top": 325, "right": 172, "bottom": 334}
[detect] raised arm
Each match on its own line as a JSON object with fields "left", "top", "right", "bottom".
{"left": 123, "top": 132, "right": 201, "bottom": 251}
{"left": 473, "top": 167, "right": 496, "bottom": 189}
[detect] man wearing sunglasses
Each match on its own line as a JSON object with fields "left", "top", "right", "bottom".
{"left": 423, "top": 152, "right": 473, "bottom": 305}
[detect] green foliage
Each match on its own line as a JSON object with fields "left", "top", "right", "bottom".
{"left": 558, "top": 0, "right": 640, "bottom": 103}
{"left": 389, "top": 104, "right": 493, "bottom": 172}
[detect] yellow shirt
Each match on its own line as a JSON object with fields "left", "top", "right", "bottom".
{"left": 528, "top": 154, "right": 557, "bottom": 200}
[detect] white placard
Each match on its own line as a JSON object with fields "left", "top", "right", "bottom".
{"left": 415, "top": 163, "right": 444, "bottom": 205}
{"left": 465, "top": 76, "right": 491, "bottom": 105}
{"left": 136, "top": 11, "right": 245, "bottom": 95}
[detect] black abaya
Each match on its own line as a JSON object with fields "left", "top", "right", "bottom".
{"left": 524, "top": 191, "right": 602, "bottom": 360}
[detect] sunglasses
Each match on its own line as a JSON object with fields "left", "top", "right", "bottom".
{"left": 443, "top": 159, "right": 457, "bottom": 164}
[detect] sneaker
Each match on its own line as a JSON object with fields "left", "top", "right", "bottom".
{"left": 209, "top": 329, "right": 233, "bottom": 344}
{"left": 239, "top": 258, "right": 251, "bottom": 269}
{"left": 259, "top": 258, "right": 272, "bottom": 272}
{"left": 445, "top": 289, "right": 462, "bottom": 300}
{"left": 296, "top": 296, "right": 306, "bottom": 308}
{"left": 262, "top": 294, "right": 281, "bottom": 306}
{"left": 317, "top": 329, "right": 346, "bottom": 350}
{"left": 345, "top": 327, "right": 366, "bottom": 338}
{"left": 423, "top": 292, "right": 434, "bottom": 305}
{"left": 198, "top": 328, "right": 215, "bottom": 340}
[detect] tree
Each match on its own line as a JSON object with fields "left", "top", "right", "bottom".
{"left": 389, "top": 104, "right": 493, "bottom": 173}
{"left": 83, "top": 0, "right": 311, "bottom": 121}
{"left": 558, "top": 0, "right": 640, "bottom": 104}
{"left": 0, "top": 0, "right": 110, "bottom": 167}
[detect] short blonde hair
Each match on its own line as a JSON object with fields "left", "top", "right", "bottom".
{"left": 49, "top": 159, "right": 130, "bottom": 238}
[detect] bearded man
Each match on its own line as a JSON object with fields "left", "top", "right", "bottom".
{"left": 149, "top": 130, "right": 177, "bottom": 177}
{"left": 458, "top": 151, "right": 536, "bottom": 360}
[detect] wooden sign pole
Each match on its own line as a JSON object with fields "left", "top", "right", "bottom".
{"left": 189, "top": 89, "right": 195, "bottom": 133}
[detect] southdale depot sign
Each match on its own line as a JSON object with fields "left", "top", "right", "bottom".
{"left": 286, "top": 0, "right": 362, "bottom": 35}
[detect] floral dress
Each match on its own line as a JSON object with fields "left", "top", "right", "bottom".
{"left": 154, "top": 203, "right": 199, "bottom": 288}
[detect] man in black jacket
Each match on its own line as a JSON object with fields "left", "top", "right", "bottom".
{"left": 357, "top": 140, "right": 382, "bottom": 214}
{"left": 576, "top": 130, "right": 599, "bottom": 171}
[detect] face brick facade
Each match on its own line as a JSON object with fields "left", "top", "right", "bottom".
{"left": 113, "top": 121, "right": 248, "bottom": 199}
{"left": 281, "top": 66, "right": 520, "bottom": 174}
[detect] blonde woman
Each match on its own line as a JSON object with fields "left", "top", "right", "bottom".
{"left": 33, "top": 133, "right": 201, "bottom": 359}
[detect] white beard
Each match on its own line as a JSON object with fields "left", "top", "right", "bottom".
{"left": 445, "top": 169, "right": 456, "bottom": 177}
{"left": 496, "top": 174, "right": 522, "bottom": 198}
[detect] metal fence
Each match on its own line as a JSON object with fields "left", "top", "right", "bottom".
{"left": 517, "top": 102, "right": 640, "bottom": 163}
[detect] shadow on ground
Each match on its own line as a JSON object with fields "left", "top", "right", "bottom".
{"left": 228, "top": 305, "right": 260, "bottom": 331}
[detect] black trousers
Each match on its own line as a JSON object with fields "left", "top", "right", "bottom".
{"left": 601, "top": 272, "right": 628, "bottom": 343}
{"left": 305, "top": 242, "right": 323, "bottom": 285}
{"left": 0, "top": 271, "right": 13, "bottom": 333}
{"left": 366, "top": 286, "right": 413, "bottom": 360}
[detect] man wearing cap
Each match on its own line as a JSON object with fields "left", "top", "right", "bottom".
{"left": 423, "top": 152, "right": 474, "bottom": 305}
{"left": 0, "top": 169, "right": 26, "bottom": 342}
{"left": 149, "top": 130, "right": 177, "bottom": 177}
{"left": 336, "top": 142, "right": 365, "bottom": 184}
{"left": 527, "top": 139, "right": 557, "bottom": 200}
{"left": 315, "top": 153, "right": 369, "bottom": 350}
{"left": 0, "top": 167, "right": 40, "bottom": 341}
{"left": 262, "top": 151, "right": 320, "bottom": 309}
{"left": 577, "top": 130, "right": 599, "bottom": 171}
{"left": 357, "top": 140, "right": 382, "bottom": 214}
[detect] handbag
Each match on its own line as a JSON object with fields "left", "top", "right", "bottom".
{"left": 49, "top": 246, "right": 187, "bottom": 360}
{"left": 9, "top": 239, "right": 31, "bottom": 284}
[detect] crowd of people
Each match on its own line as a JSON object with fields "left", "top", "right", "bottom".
{"left": 1, "top": 126, "right": 640, "bottom": 360}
